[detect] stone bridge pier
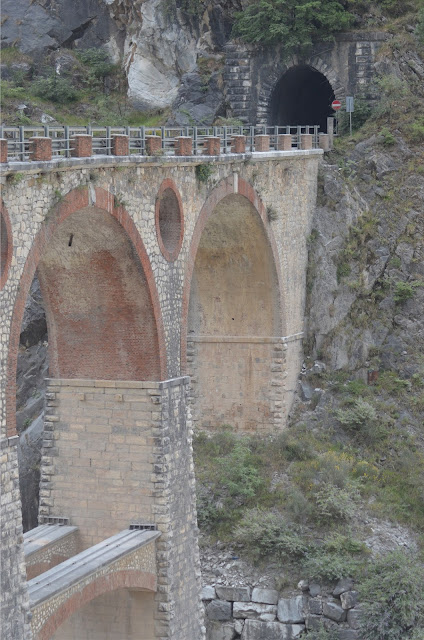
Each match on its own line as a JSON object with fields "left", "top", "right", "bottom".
{"left": 0, "top": 145, "right": 321, "bottom": 638}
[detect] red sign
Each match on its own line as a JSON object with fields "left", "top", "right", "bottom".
{"left": 331, "top": 100, "right": 342, "bottom": 111}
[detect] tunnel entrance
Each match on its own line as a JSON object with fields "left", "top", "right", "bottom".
{"left": 270, "top": 65, "right": 335, "bottom": 132}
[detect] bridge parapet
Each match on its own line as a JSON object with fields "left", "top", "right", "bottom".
{"left": 0, "top": 124, "right": 325, "bottom": 163}
{"left": 24, "top": 524, "right": 78, "bottom": 580}
{"left": 29, "top": 529, "right": 159, "bottom": 640}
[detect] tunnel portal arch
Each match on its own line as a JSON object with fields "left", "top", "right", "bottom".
{"left": 270, "top": 64, "right": 336, "bottom": 131}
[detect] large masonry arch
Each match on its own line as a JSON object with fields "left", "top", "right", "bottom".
{"left": 6, "top": 186, "right": 166, "bottom": 438}
{"left": 182, "top": 176, "right": 284, "bottom": 433}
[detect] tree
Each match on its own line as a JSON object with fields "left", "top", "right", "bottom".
{"left": 233, "top": 0, "right": 354, "bottom": 57}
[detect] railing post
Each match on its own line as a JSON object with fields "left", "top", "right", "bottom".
{"left": 106, "top": 126, "right": 111, "bottom": 155}
{"left": 161, "top": 127, "right": 165, "bottom": 151}
{"left": 19, "top": 126, "right": 25, "bottom": 161}
{"left": 193, "top": 127, "right": 198, "bottom": 155}
{"left": 64, "top": 126, "right": 70, "bottom": 158}
{"left": 140, "top": 126, "right": 145, "bottom": 155}
{"left": 250, "top": 126, "right": 254, "bottom": 152}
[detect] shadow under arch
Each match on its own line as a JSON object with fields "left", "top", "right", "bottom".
{"left": 6, "top": 186, "right": 167, "bottom": 438}
{"left": 181, "top": 176, "right": 285, "bottom": 432}
{"left": 36, "top": 570, "right": 156, "bottom": 640}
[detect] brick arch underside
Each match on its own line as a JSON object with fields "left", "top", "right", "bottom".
{"left": 36, "top": 570, "right": 156, "bottom": 640}
{"left": 1, "top": 202, "right": 13, "bottom": 289}
{"left": 182, "top": 176, "right": 284, "bottom": 433}
{"left": 6, "top": 187, "right": 166, "bottom": 438}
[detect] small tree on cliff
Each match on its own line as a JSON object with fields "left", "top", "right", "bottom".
{"left": 233, "top": 0, "right": 354, "bottom": 56}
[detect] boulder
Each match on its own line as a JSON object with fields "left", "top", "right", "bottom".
{"left": 333, "top": 578, "right": 354, "bottom": 597}
{"left": 340, "top": 591, "right": 358, "bottom": 610}
{"left": 323, "top": 601, "right": 346, "bottom": 623}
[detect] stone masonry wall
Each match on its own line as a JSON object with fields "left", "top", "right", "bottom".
{"left": 202, "top": 579, "right": 362, "bottom": 640}
{"left": 38, "top": 379, "right": 160, "bottom": 549}
{"left": 155, "top": 378, "right": 204, "bottom": 640}
{"left": 0, "top": 152, "right": 320, "bottom": 639}
{"left": 187, "top": 338, "right": 285, "bottom": 432}
{"left": 0, "top": 438, "right": 32, "bottom": 640}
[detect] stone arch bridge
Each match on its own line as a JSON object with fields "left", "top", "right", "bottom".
{"left": 0, "top": 127, "right": 322, "bottom": 639}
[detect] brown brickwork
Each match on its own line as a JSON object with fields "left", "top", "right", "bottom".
{"left": 181, "top": 175, "right": 284, "bottom": 376}
{"left": 319, "top": 133, "right": 330, "bottom": 151}
{"left": 231, "top": 135, "right": 246, "bottom": 153}
{"left": 29, "top": 137, "right": 52, "bottom": 162}
{"left": 0, "top": 138, "right": 8, "bottom": 163}
{"left": 145, "top": 136, "right": 162, "bottom": 155}
{"left": 35, "top": 570, "right": 156, "bottom": 640}
{"left": 276, "top": 134, "right": 292, "bottom": 151}
{"left": 112, "top": 135, "right": 129, "bottom": 156}
{"left": 203, "top": 137, "right": 220, "bottom": 155}
{"left": 155, "top": 179, "right": 184, "bottom": 262}
{"left": 254, "top": 135, "right": 270, "bottom": 152}
{"left": 175, "top": 136, "right": 192, "bottom": 156}
{"left": 300, "top": 134, "right": 313, "bottom": 150}
{"left": 6, "top": 186, "right": 166, "bottom": 438}
{"left": 1, "top": 203, "right": 13, "bottom": 290}
{"left": 71, "top": 135, "right": 92, "bottom": 158}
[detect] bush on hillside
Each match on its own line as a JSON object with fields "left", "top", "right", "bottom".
{"left": 232, "top": 0, "right": 354, "bottom": 55}
{"left": 359, "top": 551, "right": 424, "bottom": 640}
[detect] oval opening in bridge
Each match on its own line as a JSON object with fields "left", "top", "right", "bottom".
{"left": 270, "top": 65, "right": 335, "bottom": 132}
{"left": 156, "top": 183, "right": 183, "bottom": 262}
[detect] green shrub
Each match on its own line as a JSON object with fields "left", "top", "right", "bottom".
{"left": 314, "top": 481, "right": 360, "bottom": 523}
{"left": 336, "top": 398, "right": 377, "bottom": 431}
{"left": 393, "top": 280, "right": 421, "bottom": 304}
{"left": 76, "top": 48, "right": 116, "bottom": 83}
{"left": 234, "top": 509, "right": 309, "bottom": 562}
{"left": 379, "top": 127, "right": 396, "bottom": 146}
{"left": 217, "top": 441, "right": 263, "bottom": 502}
{"left": 195, "top": 163, "right": 214, "bottom": 183}
{"left": 416, "top": 7, "right": 424, "bottom": 44}
{"left": 302, "top": 548, "right": 363, "bottom": 582}
{"left": 303, "top": 623, "right": 339, "bottom": 640}
{"left": 33, "top": 74, "right": 79, "bottom": 104}
{"left": 359, "top": 551, "right": 424, "bottom": 640}
{"left": 232, "top": 0, "right": 354, "bottom": 56}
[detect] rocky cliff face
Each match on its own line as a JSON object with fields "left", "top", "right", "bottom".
{"left": 1, "top": 0, "right": 240, "bottom": 123}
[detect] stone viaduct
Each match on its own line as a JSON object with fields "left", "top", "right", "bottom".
{"left": 0, "top": 133, "right": 321, "bottom": 639}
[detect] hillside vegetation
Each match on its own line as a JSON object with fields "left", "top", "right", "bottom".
{"left": 194, "top": 9, "right": 424, "bottom": 639}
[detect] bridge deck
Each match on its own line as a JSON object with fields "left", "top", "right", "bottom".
{"left": 24, "top": 524, "right": 78, "bottom": 559}
{"left": 28, "top": 528, "right": 160, "bottom": 608}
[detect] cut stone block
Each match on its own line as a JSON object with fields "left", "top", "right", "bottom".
{"left": 206, "top": 600, "right": 232, "bottom": 621}
{"left": 241, "top": 619, "right": 305, "bottom": 639}
{"left": 202, "top": 585, "right": 217, "bottom": 600}
{"left": 333, "top": 578, "right": 354, "bottom": 596}
{"left": 340, "top": 591, "right": 358, "bottom": 610}
{"left": 252, "top": 588, "right": 279, "bottom": 605}
{"left": 277, "top": 596, "right": 305, "bottom": 624}
{"left": 216, "top": 586, "right": 251, "bottom": 602}
{"left": 234, "top": 602, "right": 277, "bottom": 619}
{"left": 206, "top": 620, "right": 236, "bottom": 640}
{"left": 323, "top": 601, "right": 346, "bottom": 623}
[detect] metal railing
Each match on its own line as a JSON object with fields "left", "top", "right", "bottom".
{"left": 0, "top": 124, "right": 321, "bottom": 162}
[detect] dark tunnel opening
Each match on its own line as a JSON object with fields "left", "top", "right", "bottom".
{"left": 270, "top": 65, "right": 336, "bottom": 132}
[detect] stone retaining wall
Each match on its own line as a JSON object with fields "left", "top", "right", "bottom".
{"left": 203, "top": 579, "right": 361, "bottom": 640}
